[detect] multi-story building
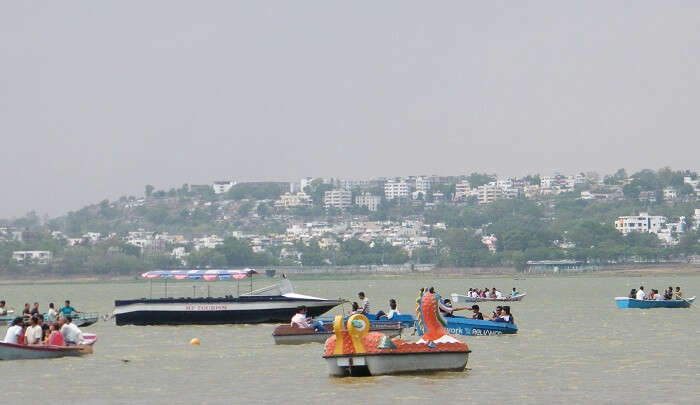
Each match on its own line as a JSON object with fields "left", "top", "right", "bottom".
{"left": 638, "top": 191, "right": 657, "bottom": 203}
{"left": 476, "top": 182, "right": 505, "bottom": 204}
{"left": 324, "top": 189, "right": 352, "bottom": 210}
{"left": 415, "top": 177, "right": 431, "bottom": 194}
{"left": 453, "top": 181, "right": 472, "bottom": 201}
{"left": 663, "top": 187, "right": 677, "bottom": 201}
{"left": 274, "top": 192, "right": 312, "bottom": 208}
{"left": 384, "top": 179, "right": 409, "bottom": 200}
{"left": 355, "top": 193, "right": 382, "bottom": 211}
{"left": 300, "top": 177, "right": 316, "bottom": 192}
{"left": 614, "top": 212, "right": 666, "bottom": 235}
{"left": 212, "top": 181, "right": 236, "bottom": 194}
{"left": 12, "top": 251, "right": 52, "bottom": 264}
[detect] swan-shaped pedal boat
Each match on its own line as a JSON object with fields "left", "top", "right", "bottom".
{"left": 322, "top": 290, "right": 470, "bottom": 376}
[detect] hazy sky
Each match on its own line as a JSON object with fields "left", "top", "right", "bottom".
{"left": 2, "top": 1, "right": 699, "bottom": 218}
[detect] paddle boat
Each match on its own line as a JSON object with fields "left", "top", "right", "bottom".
{"left": 615, "top": 296, "right": 695, "bottom": 309}
{"left": 0, "top": 334, "right": 97, "bottom": 361}
{"left": 272, "top": 321, "right": 402, "bottom": 345}
{"left": 322, "top": 290, "right": 470, "bottom": 377}
{"left": 444, "top": 316, "right": 518, "bottom": 336}
{"left": 114, "top": 270, "right": 343, "bottom": 326}
{"left": 451, "top": 292, "right": 527, "bottom": 304}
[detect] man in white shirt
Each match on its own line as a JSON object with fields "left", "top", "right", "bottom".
{"left": 59, "top": 316, "right": 83, "bottom": 345}
{"left": 24, "top": 316, "right": 43, "bottom": 345}
{"left": 495, "top": 289, "right": 503, "bottom": 299}
{"left": 636, "top": 286, "right": 646, "bottom": 300}
{"left": 3, "top": 318, "right": 24, "bottom": 344}
{"left": 358, "top": 292, "right": 370, "bottom": 314}
{"left": 290, "top": 306, "right": 325, "bottom": 331}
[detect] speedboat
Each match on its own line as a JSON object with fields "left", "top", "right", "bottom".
{"left": 615, "top": 296, "right": 695, "bottom": 309}
{"left": 114, "top": 270, "right": 343, "bottom": 326}
{"left": 272, "top": 321, "right": 402, "bottom": 345}
{"left": 0, "top": 334, "right": 97, "bottom": 361}
{"left": 451, "top": 292, "right": 526, "bottom": 304}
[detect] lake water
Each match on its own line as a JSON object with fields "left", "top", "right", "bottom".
{"left": 1, "top": 274, "right": 699, "bottom": 404}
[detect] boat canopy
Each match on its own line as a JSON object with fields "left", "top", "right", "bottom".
{"left": 141, "top": 269, "right": 258, "bottom": 281}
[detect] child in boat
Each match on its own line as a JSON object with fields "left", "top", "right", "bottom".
{"left": 46, "top": 323, "right": 65, "bottom": 346}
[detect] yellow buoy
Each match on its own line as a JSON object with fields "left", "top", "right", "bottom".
{"left": 189, "top": 338, "right": 200, "bottom": 346}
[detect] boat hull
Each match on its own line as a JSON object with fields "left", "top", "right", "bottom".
{"left": 615, "top": 297, "right": 695, "bottom": 309}
{"left": 324, "top": 352, "right": 469, "bottom": 377}
{"left": 272, "top": 323, "right": 402, "bottom": 345}
{"left": 114, "top": 296, "right": 342, "bottom": 326}
{"left": 445, "top": 317, "right": 518, "bottom": 336}
{"left": 0, "top": 334, "right": 97, "bottom": 361}
{"left": 451, "top": 293, "right": 526, "bottom": 304}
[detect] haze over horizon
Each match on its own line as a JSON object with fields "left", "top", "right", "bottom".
{"left": 2, "top": 1, "right": 699, "bottom": 218}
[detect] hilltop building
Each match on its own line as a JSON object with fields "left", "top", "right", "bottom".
{"left": 212, "top": 181, "right": 236, "bottom": 194}
{"left": 324, "top": 189, "right": 352, "bottom": 210}
{"left": 355, "top": 193, "right": 381, "bottom": 211}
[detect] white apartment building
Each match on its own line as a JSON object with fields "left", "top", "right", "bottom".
{"left": 212, "top": 181, "right": 236, "bottom": 194}
{"left": 274, "top": 192, "right": 312, "bottom": 208}
{"left": 614, "top": 212, "right": 666, "bottom": 235}
{"left": 415, "top": 177, "right": 431, "bottom": 194}
{"left": 384, "top": 180, "right": 409, "bottom": 200}
{"left": 324, "top": 189, "right": 352, "bottom": 210}
{"left": 453, "top": 181, "right": 472, "bottom": 200}
{"left": 355, "top": 193, "right": 381, "bottom": 211}
{"left": 12, "top": 251, "right": 52, "bottom": 264}
{"left": 476, "top": 182, "right": 505, "bottom": 204}
{"left": 300, "top": 177, "right": 316, "bottom": 192}
{"left": 663, "top": 187, "right": 677, "bottom": 201}
{"left": 693, "top": 209, "right": 700, "bottom": 230}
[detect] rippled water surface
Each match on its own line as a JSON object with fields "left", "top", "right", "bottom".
{"left": 1, "top": 275, "right": 699, "bottom": 404}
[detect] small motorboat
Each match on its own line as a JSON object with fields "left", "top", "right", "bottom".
{"left": 0, "top": 334, "right": 97, "bottom": 361}
{"left": 451, "top": 292, "right": 527, "bottom": 304}
{"left": 272, "top": 321, "right": 402, "bottom": 345}
{"left": 615, "top": 297, "right": 695, "bottom": 309}
{"left": 323, "top": 290, "right": 470, "bottom": 377}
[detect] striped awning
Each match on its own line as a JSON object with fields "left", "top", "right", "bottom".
{"left": 141, "top": 269, "right": 257, "bottom": 280}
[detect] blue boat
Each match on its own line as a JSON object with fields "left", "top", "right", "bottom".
{"left": 319, "top": 313, "right": 517, "bottom": 336}
{"left": 615, "top": 296, "right": 695, "bottom": 309}
{"left": 444, "top": 316, "right": 518, "bottom": 336}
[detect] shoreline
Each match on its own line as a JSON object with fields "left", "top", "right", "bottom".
{"left": 1, "top": 265, "right": 699, "bottom": 284}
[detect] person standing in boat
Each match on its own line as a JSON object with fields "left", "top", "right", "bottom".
{"left": 59, "top": 300, "right": 80, "bottom": 320}
{"left": 47, "top": 303, "right": 58, "bottom": 322}
{"left": 290, "top": 305, "right": 326, "bottom": 331}
{"left": 635, "top": 286, "right": 646, "bottom": 300}
{"left": 358, "top": 292, "right": 370, "bottom": 314}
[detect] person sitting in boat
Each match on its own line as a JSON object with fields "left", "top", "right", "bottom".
{"left": 59, "top": 316, "right": 84, "bottom": 346}
{"left": 59, "top": 300, "right": 80, "bottom": 319}
{"left": 358, "top": 292, "right": 370, "bottom": 314}
{"left": 629, "top": 289, "right": 637, "bottom": 299}
{"left": 24, "top": 315, "right": 43, "bottom": 345}
{"left": 652, "top": 289, "right": 664, "bottom": 300}
{"left": 47, "top": 303, "right": 58, "bottom": 323}
{"left": 492, "top": 306, "right": 514, "bottom": 324}
{"left": 46, "top": 323, "right": 64, "bottom": 346}
{"left": 511, "top": 288, "right": 519, "bottom": 298}
{"left": 635, "top": 286, "right": 646, "bottom": 300}
{"left": 2, "top": 317, "right": 24, "bottom": 344}
{"left": 290, "top": 305, "right": 326, "bottom": 332}
{"left": 664, "top": 287, "right": 673, "bottom": 300}
{"left": 438, "top": 296, "right": 470, "bottom": 317}
{"left": 350, "top": 302, "right": 361, "bottom": 314}
{"left": 674, "top": 287, "right": 683, "bottom": 300}
{"left": 470, "top": 305, "right": 484, "bottom": 320}
{"left": 491, "top": 306, "right": 503, "bottom": 319}
{"left": 377, "top": 299, "right": 400, "bottom": 319}
{"left": 494, "top": 288, "right": 502, "bottom": 299}
{"left": 0, "top": 300, "right": 7, "bottom": 316}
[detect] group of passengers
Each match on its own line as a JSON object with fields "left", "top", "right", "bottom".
{"left": 3, "top": 315, "right": 84, "bottom": 346}
{"left": 468, "top": 304, "right": 515, "bottom": 324}
{"left": 466, "top": 287, "right": 519, "bottom": 299}
{"left": 1, "top": 300, "right": 85, "bottom": 346}
{"left": 629, "top": 286, "right": 684, "bottom": 301}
